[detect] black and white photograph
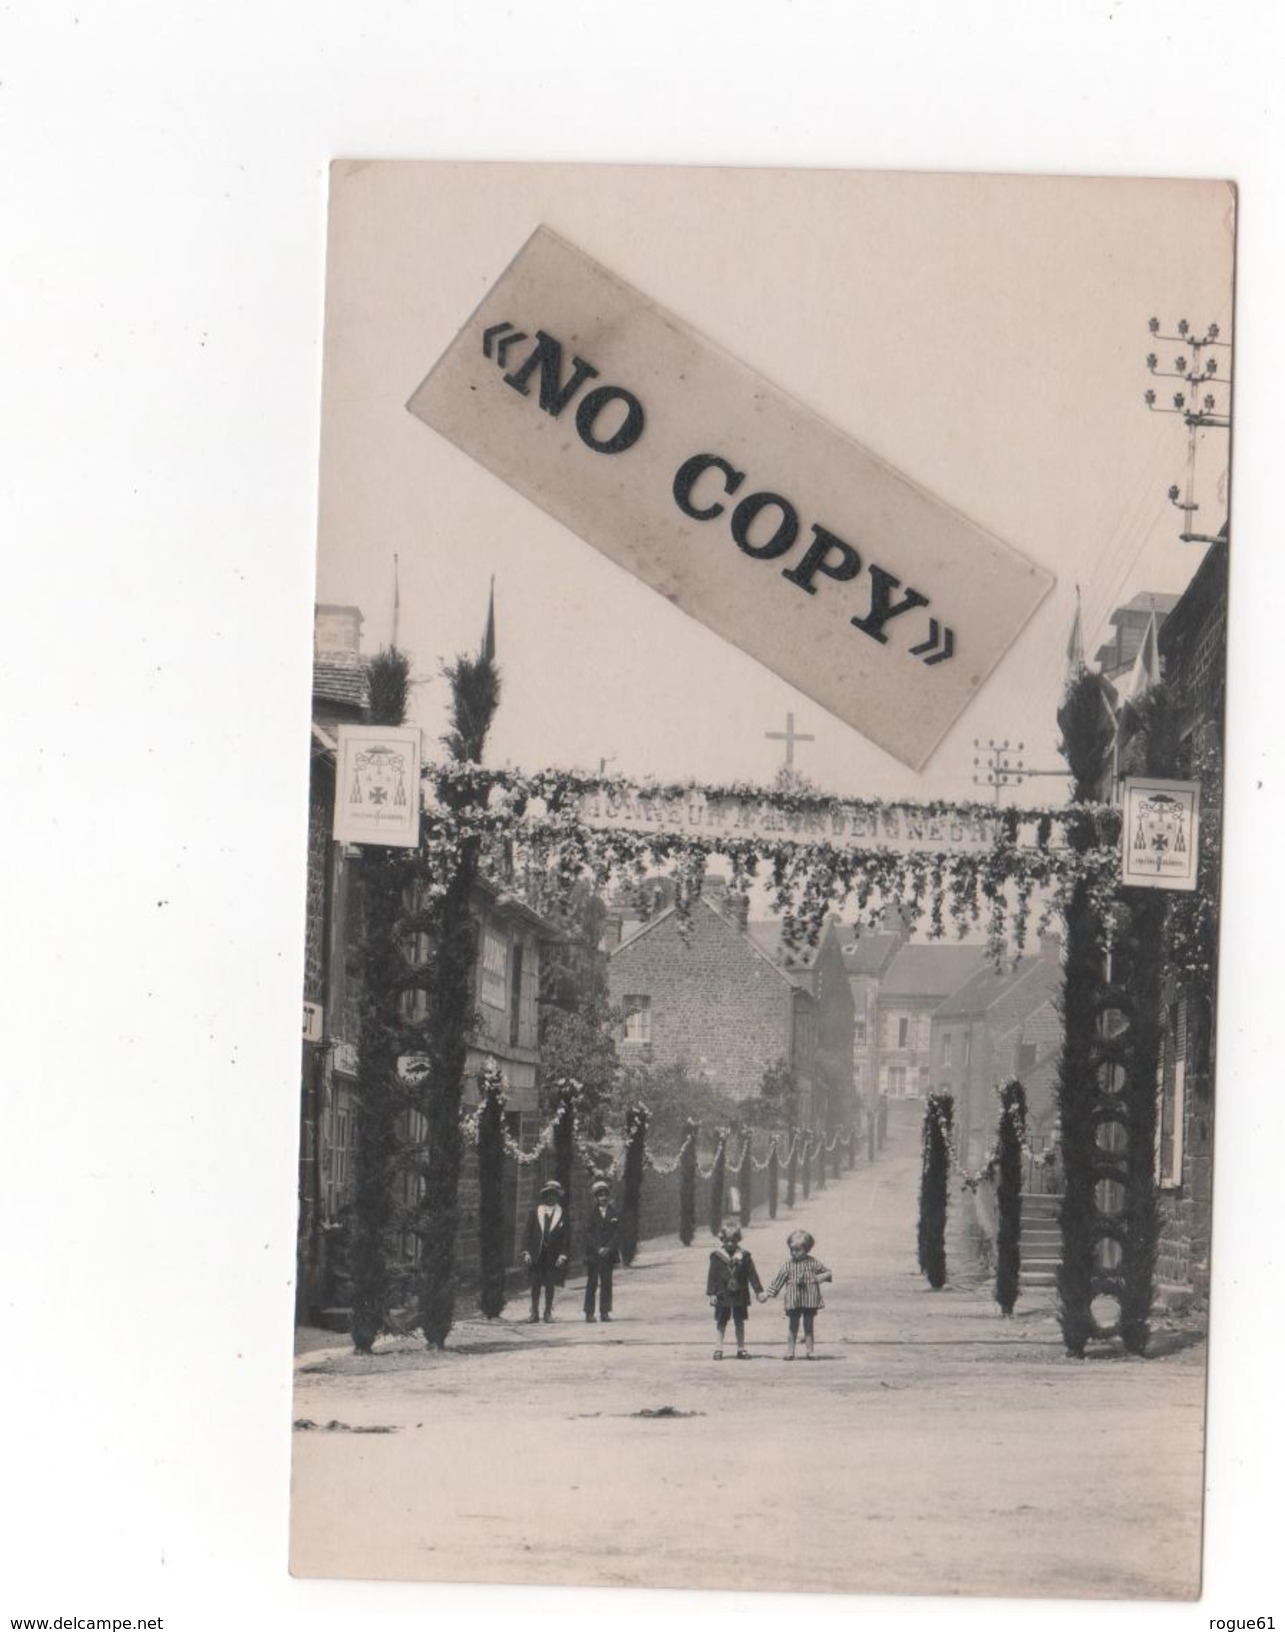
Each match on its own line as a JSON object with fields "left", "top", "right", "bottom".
{"left": 7, "top": 8, "right": 1284, "bottom": 1630}
{"left": 291, "top": 162, "right": 1233, "bottom": 1598}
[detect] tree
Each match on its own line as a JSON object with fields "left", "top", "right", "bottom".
{"left": 612, "top": 1059, "right": 742, "bottom": 1148}
{"left": 735, "top": 1056, "right": 796, "bottom": 1130}
{"left": 536, "top": 880, "right": 621, "bottom": 1135}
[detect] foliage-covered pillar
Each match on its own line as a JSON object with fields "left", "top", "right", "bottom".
{"left": 995, "top": 1079, "right": 1027, "bottom": 1317}
{"left": 917, "top": 1092, "right": 953, "bottom": 1290}
{"left": 620, "top": 1104, "right": 647, "bottom": 1266}
{"left": 678, "top": 1120, "right": 697, "bottom": 1245}
{"left": 767, "top": 1140, "right": 780, "bottom": 1219}
{"left": 551, "top": 1082, "right": 577, "bottom": 1228}
{"left": 801, "top": 1135, "right": 812, "bottom": 1198}
{"left": 1054, "top": 669, "right": 1115, "bottom": 1356}
{"left": 1117, "top": 897, "right": 1165, "bottom": 1354}
{"left": 348, "top": 649, "right": 413, "bottom": 1355}
{"left": 707, "top": 1134, "right": 727, "bottom": 1235}
{"left": 476, "top": 1059, "right": 508, "bottom": 1319}
{"left": 414, "top": 652, "right": 501, "bottom": 1350}
{"left": 786, "top": 1129, "right": 799, "bottom": 1207}
{"left": 815, "top": 1132, "right": 827, "bottom": 1190}
{"left": 738, "top": 1131, "right": 754, "bottom": 1227}
{"left": 349, "top": 845, "right": 410, "bottom": 1353}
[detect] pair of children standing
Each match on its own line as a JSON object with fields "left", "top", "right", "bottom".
{"left": 706, "top": 1224, "right": 832, "bottom": 1360}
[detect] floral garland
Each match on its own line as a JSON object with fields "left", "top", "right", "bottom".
{"left": 956, "top": 1084, "right": 1053, "bottom": 1193}
{"left": 410, "top": 763, "right": 1124, "bottom": 960}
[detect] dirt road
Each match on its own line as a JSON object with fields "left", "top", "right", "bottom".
{"left": 290, "top": 1114, "right": 1205, "bottom": 1599}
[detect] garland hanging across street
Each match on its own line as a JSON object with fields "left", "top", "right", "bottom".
{"left": 421, "top": 764, "right": 1125, "bottom": 961}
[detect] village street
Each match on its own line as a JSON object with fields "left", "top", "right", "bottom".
{"left": 290, "top": 1108, "right": 1207, "bottom": 1601}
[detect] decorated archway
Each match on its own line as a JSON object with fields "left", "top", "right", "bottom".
{"left": 345, "top": 721, "right": 1172, "bottom": 1359}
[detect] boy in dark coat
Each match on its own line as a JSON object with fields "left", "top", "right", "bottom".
{"left": 522, "top": 1179, "right": 570, "bottom": 1322}
{"left": 706, "top": 1220, "right": 764, "bottom": 1359}
{"left": 582, "top": 1178, "right": 620, "bottom": 1322}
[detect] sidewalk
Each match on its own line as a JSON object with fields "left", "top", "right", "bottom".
{"left": 290, "top": 1110, "right": 1207, "bottom": 1599}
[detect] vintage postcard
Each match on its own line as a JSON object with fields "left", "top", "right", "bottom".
{"left": 291, "top": 163, "right": 1233, "bottom": 1599}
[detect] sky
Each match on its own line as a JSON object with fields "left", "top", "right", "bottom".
{"left": 315, "top": 165, "right": 1234, "bottom": 807}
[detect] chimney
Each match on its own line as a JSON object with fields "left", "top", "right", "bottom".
{"left": 725, "top": 892, "right": 750, "bottom": 932}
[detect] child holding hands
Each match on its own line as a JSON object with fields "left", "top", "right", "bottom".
{"left": 763, "top": 1229, "right": 833, "bottom": 1360}
{"left": 706, "top": 1221, "right": 764, "bottom": 1359}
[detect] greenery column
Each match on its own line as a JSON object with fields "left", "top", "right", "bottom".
{"left": 678, "top": 1119, "right": 697, "bottom": 1245}
{"left": 621, "top": 1104, "right": 647, "bottom": 1266}
{"left": 995, "top": 1079, "right": 1027, "bottom": 1317}
{"left": 476, "top": 1059, "right": 508, "bottom": 1319}
{"left": 917, "top": 1092, "right": 953, "bottom": 1290}
{"left": 414, "top": 652, "right": 501, "bottom": 1350}
{"left": 347, "top": 649, "right": 413, "bottom": 1355}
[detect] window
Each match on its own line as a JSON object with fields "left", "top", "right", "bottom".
{"left": 941, "top": 1033, "right": 953, "bottom": 1067}
{"left": 623, "top": 996, "right": 652, "bottom": 1044}
{"left": 854, "top": 1020, "right": 867, "bottom": 1046}
{"left": 481, "top": 929, "right": 508, "bottom": 1008}
{"left": 964, "top": 1031, "right": 972, "bottom": 1066}
{"left": 509, "top": 940, "right": 524, "bottom": 1048}
{"left": 1157, "top": 994, "right": 1187, "bottom": 1187}
{"left": 897, "top": 1016, "right": 909, "bottom": 1049}
{"left": 887, "top": 1065, "right": 907, "bottom": 1097}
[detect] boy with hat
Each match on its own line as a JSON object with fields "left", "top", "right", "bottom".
{"left": 521, "top": 1179, "right": 570, "bottom": 1323}
{"left": 582, "top": 1178, "right": 621, "bottom": 1322}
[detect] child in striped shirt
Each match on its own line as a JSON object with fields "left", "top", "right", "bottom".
{"left": 762, "top": 1229, "right": 832, "bottom": 1360}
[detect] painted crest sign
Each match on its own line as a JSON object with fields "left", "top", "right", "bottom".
{"left": 333, "top": 723, "right": 422, "bottom": 847}
{"left": 1121, "top": 777, "right": 1201, "bottom": 891}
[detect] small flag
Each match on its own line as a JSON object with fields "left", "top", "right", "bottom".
{"left": 1120, "top": 611, "right": 1161, "bottom": 709}
{"left": 481, "top": 576, "right": 496, "bottom": 663}
{"left": 1063, "top": 587, "right": 1085, "bottom": 692}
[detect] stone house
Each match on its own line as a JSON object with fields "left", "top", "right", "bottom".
{"left": 607, "top": 895, "right": 827, "bottom": 1127}
{"left": 297, "top": 604, "right": 557, "bottom": 1320}
{"left": 837, "top": 922, "right": 909, "bottom": 1112}
{"left": 298, "top": 605, "right": 369, "bottom": 1322}
{"left": 1151, "top": 533, "right": 1226, "bottom": 1298}
{"left": 929, "top": 936, "right": 1064, "bottom": 1170}
{"left": 1093, "top": 589, "right": 1179, "bottom": 685}
{"left": 745, "top": 916, "right": 858, "bottom": 1130}
{"left": 876, "top": 943, "right": 989, "bottom": 1101}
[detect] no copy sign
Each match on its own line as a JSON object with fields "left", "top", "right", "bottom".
{"left": 407, "top": 227, "right": 1053, "bottom": 770}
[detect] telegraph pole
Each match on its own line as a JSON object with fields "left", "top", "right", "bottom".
{"left": 973, "top": 738, "right": 1072, "bottom": 805}
{"left": 1144, "top": 317, "right": 1232, "bottom": 544}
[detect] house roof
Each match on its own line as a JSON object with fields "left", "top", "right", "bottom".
{"left": 880, "top": 943, "right": 988, "bottom": 1001}
{"left": 837, "top": 930, "right": 905, "bottom": 977}
{"left": 745, "top": 919, "right": 820, "bottom": 974}
{"left": 313, "top": 653, "right": 369, "bottom": 710}
{"left": 1110, "top": 590, "right": 1180, "bottom": 625}
{"left": 611, "top": 899, "right": 805, "bottom": 990}
{"left": 933, "top": 952, "right": 1058, "bottom": 1021}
